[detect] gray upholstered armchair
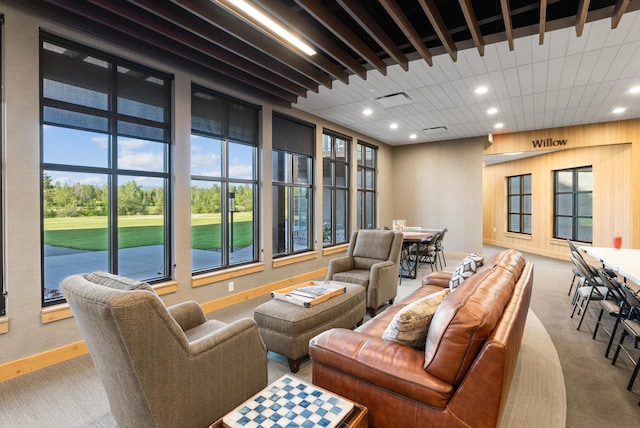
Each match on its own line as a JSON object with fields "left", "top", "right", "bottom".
{"left": 326, "top": 229, "right": 403, "bottom": 317}
{"left": 60, "top": 272, "right": 268, "bottom": 428}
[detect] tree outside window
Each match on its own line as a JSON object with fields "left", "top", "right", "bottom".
{"left": 41, "top": 35, "right": 172, "bottom": 305}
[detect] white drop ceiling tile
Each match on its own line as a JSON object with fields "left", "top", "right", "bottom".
{"left": 532, "top": 35, "right": 551, "bottom": 63}
{"left": 533, "top": 92, "right": 546, "bottom": 114}
{"left": 509, "top": 97, "right": 524, "bottom": 118}
{"left": 553, "top": 87, "right": 573, "bottom": 111}
{"left": 428, "top": 84, "right": 457, "bottom": 110}
{"left": 521, "top": 94, "right": 535, "bottom": 116}
{"left": 583, "top": 19, "right": 610, "bottom": 52}
{"left": 532, "top": 61, "right": 549, "bottom": 93}
{"left": 503, "top": 67, "right": 522, "bottom": 98}
{"left": 544, "top": 56, "right": 565, "bottom": 92}
{"left": 533, "top": 112, "right": 546, "bottom": 129}
{"left": 461, "top": 50, "right": 488, "bottom": 76}
{"left": 566, "top": 30, "right": 589, "bottom": 56}
{"left": 559, "top": 54, "right": 581, "bottom": 89}
{"left": 547, "top": 27, "right": 570, "bottom": 59}
{"left": 517, "top": 63, "right": 534, "bottom": 96}
{"left": 618, "top": 42, "right": 640, "bottom": 78}
{"left": 495, "top": 41, "right": 517, "bottom": 70}
{"left": 514, "top": 37, "right": 533, "bottom": 66}
{"left": 448, "top": 80, "right": 473, "bottom": 106}
{"left": 482, "top": 44, "right": 503, "bottom": 73}
{"left": 524, "top": 109, "right": 536, "bottom": 129}
{"left": 606, "top": 42, "right": 640, "bottom": 81}
{"left": 587, "top": 47, "right": 620, "bottom": 85}
{"left": 623, "top": 11, "right": 640, "bottom": 42}
{"left": 574, "top": 50, "right": 600, "bottom": 87}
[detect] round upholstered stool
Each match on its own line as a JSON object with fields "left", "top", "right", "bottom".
{"left": 253, "top": 282, "right": 366, "bottom": 372}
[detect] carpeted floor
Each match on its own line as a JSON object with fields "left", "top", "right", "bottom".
{"left": 0, "top": 247, "right": 638, "bottom": 427}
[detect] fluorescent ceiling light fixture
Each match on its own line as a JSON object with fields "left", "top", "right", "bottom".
{"left": 409, "top": 133, "right": 417, "bottom": 139}
{"left": 220, "top": 0, "right": 316, "bottom": 56}
{"left": 475, "top": 86, "right": 488, "bottom": 95}
{"left": 390, "top": 123, "right": 398, "bottom": 130}
{"left": 629, "top": 86, "right": 640, "bottom": 94}
{"left": 487, "top": 107, "right": 498, "bottom": 115}
{"left": 612, "top": 107, "right": 626, "bottom": 114}
{"left": 494, "top": 122, "right": 504, "bottom": 129}
{"left": 363, "top": 108, "right": 373, "bottom": 116}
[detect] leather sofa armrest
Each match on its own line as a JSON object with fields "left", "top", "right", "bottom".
{"left": 309, "top": 329, "right": 454, "bottom": 408}
{"left": 167, "top": 301, "right": 207, "bottom": 331}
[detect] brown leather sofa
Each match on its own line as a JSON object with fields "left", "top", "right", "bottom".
{"left": 309, "top": 249, "right": 533, "bottom": 428}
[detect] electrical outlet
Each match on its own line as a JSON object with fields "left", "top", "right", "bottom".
{"left": 228, "top": 281, "right": 234, "bottom": 292}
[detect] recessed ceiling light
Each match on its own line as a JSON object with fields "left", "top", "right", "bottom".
{"left": 409, "top": 134, "right": 417, "bottom": 139}
{"left": 612, "top": 107, "right": 626, "bottom": 114}
{"left": 494, "top": 122, "right": 504, "bottom": 129}
{"left": 487, "top": 107, "right": 498, "bottom": 115}
{"left": 363, "top": 108, "right": 373, "bottom": 116}
{"left": 629, "top": 86, "right": 640, "bottom": 94}
{"left": 390, "top": 123, "right": 398, "bottom": 130}
{"left": 475, "top": 86, "right": 488, "bottom": 95}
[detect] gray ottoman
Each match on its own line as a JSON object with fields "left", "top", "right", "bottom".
{"left": 254, "top": 283, "right": 366, "bottom": 372}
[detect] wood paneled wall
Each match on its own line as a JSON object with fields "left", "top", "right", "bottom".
{"left": 483, "top": 119, "right": 640, "bottom": 259}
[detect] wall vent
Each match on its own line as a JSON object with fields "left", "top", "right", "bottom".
{"left": 422, "top": 126, "right": 448, "bottom": 134}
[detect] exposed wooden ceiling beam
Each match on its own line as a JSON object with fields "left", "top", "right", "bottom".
{"left": 539, "top": 0, "right": 548, "bottom": 45}
{"left": 337, "top": 0, "right": 409, "bottom": 71}
{"left": 293, "top": 0, "right": 387, "bottom": 76}
{"left": 39, "top": 0, "right": 295, "bottom": 106}
{"left": 128, "top": 0, "right": 318, "bottom": 93}
{"left": 457, "top": 0, "right": 484, "bottom": 56}
{"left": 418, "top": 0, "right": 457, "bottom": 62}
{"left": 575, "top": 0, "right": 591, "bottom": 36}
{"left": 172, "top": 0, "right": 345, "bottom": 86}
{"left": 86, "top": 0, "right": 307, "bottom": 98}
{"left": 379, "top": 0, "right": 433, "bottom": 66}
{"left": 253, "top": 0, "right": 367, "bottom": 79}
{"left": 500, "top": 0, "right": 514, "bottom": 51}
{"left": 612, "top": 0, "right": 630, "bottom": 28}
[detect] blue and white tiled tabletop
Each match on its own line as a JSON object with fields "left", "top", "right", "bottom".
{"left": 222, "top": 375, "right": 354, "bottom": 428}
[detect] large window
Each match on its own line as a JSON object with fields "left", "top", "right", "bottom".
{"left": 272, "top": 114, "right": 315, "bottom": 257}
{"left": 554, "top": 166, "right": 593, "bottom": 242}
{"left": 357, "top": 141, "right": 377, "bottom": 230}
{"left": 322, "top": 130, "right": 350, "bottom": 246}
{"left": 507, "top": 174, "right": 532, "bottom": 234}
{"left": 41, "top": 35, "right": 172, "bottom": 305}
{"left": 191, "top": 86, "right": 259, "bottom": 273}
{"left": 0, "top": 16, "right": 4, "bottom": 317}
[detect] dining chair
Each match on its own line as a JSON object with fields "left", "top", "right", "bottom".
{"left": 435, "top": 228, "right": 447, "bottom": 269}
{"left": 417, "top": 230, "right": 440, "bottom": 272}
{"left": 592, "top": 268, "right": 630, "bottom": 357}
{"left": 570, "top": 253, "right": 609, "bottom": 330}
{"left": 611, "top": 284, "right": 640, "bottom": 391}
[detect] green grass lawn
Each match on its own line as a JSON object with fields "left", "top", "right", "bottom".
{"left": 44, "top": 213, "right": 254, "bottom": 250}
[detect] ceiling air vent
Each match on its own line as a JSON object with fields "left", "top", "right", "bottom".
{"left": 374, "top": 92, "right": 414, "bottom": 108}
{"left": 422, "top": 126, "right": 448, "bottom": 134}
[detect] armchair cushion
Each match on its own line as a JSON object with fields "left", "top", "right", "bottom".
{"left": 382, "top": 288, "right": 449, "bottom": 347}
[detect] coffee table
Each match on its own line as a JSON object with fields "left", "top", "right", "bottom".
{"left": 210, "top": 375, "right": 367, "bottom": 428}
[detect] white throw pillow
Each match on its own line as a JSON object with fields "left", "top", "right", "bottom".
{"left": 382, "top": 288, "right": 450, "bottom": 348}
{"left": 449, "top": 253, "right": 484, "bottom": 291}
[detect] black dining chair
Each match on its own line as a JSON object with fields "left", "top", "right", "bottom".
{"left": 592, "top": 268, "right": 630, "bottom": 357}
{"left": 570, "top": 253, "right": 609, "bottom": 331}
{"left": 611, "top": 284, "right": 640, "bottom": 391}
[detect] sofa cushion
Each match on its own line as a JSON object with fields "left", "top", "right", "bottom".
{"left": 382, "top": 288, "right": 449, "bottom": 347}
{"left": 85, "top": 271, "right": 154, "bottom": 292}
{"left": 424, "top": 249, "right": 525, "bottom": 385}
{"left": 449, "top": 253, "right": 484, "bottom": 290}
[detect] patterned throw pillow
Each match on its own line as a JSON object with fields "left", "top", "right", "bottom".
{"left": 449, "top": 253, "right": 484, "bottom": 291}
{"left": 382, "top": 288, "right": 450, "bottom": 348}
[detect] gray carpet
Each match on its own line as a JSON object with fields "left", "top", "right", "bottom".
{"left": 0, "top": 248, "right": 638, "bottom": 427}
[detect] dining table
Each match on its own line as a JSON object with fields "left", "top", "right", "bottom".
{"left": 399, "top": 231, "right": 434, "bottom": 281}
{"left": 580, "top": 246, "right": 640, "bottom": 290}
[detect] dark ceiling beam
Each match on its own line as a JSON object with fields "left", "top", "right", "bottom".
{"left": 457, "top": 0, "right": 484, "bottom": 56}
{"left": 252, "top": 0, "right": 367, "bottom": 79}
{"left": 85, "top": 0, "right": 307, "bottom": 98}
{"left": 293, "top": 0, "right": 387, "bottom": 76}
{"left": 11, "top": 0, "right": 292, "bottom": 107}
{"left": 172, "top": 0, "right": 344, "bottom": 86}
{"left": 575, "top": 0, "right": 590, "bottom": 36}
{"left": 499, "top": 0, "right": 515, "bottom": 51}
{"left": 539, "top": 0, "right": 548, "bottom": 44}
{"left": 43, "top": 0, "right": 297, "bottom": 104}
{"left": 127, "top": 0, "right": 319, "bottom": 93}
{"left": 418, "top": 0, "right": 457, "bottom": 62}
{"left": 336, "top": 0, "right": 409, "bottom": 71}
{"left": 378, "top": 0, "right": 433, "bottom": 66}
{"left": 612, "top": 0, "right": 630, "bottom": 28}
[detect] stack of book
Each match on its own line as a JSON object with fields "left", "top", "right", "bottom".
{"left": 271, "top": 281, "right": 346, "bottom": 308}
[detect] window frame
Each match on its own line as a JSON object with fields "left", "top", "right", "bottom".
{"left": 507, "top": 174, "right": 532, "bottom": 234}
{"left": 322, "top": 129, "right": 350, "bottom": 247}
{"left": 190, "top": 85, "right": 260, "bottom": 274}
{"left": 0, "top": 14, "right": 4, "bottom": 317}
{"left": 553, "top": 166, "right": 593, "bottom": 243}
{"left": 40, "top": 33, "right": 173, "bottom": 306}
{"left": 356, "top": 141, "right": 377, "bottom": 230}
